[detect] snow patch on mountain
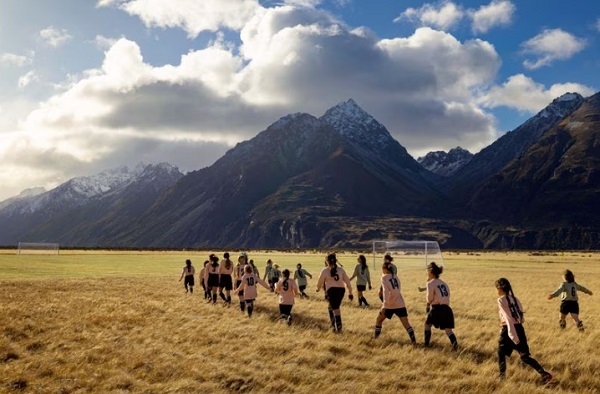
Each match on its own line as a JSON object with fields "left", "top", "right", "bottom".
{"left": 418, "top": 147, "right": 473, "bottom": 177}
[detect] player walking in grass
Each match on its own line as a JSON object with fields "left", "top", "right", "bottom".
{"left": 249, "top": 259, "right": 260, "bottom": 276}
{"left": 274, "top": 269, "right": 299, "bottom": 325}
{"left": 349, "top": 254, "right": 372, "bottom": 308}
{"left": 199, "top": 260, "right": 210, "bottom": 300}
{"left": 374, "top": 261, "right": 416, "bottom": 343}
{"left": 294, "top": 264, "right": 313, "bottom": 298}
{"left": 235, "top": 252, "right": 249, "bottom": 312}
{"left": 424, "top": 262, "right": 458, "bottom": 350}
{"left": 548, "top": 269, "right": 593, "bottom": 331}
{"left": 233, "top": 264, "right": 271, "bottom": 318}
{"left": 496, "top": 278, "right": 552, "bottom": 384}
{"left": 179, "top": 259, "right": 195, "bottom": 294}
{"left": 263, "top": 260, "right": 275, "bottom": 291}
{"left": 379, "top": 253, "right": 397, "bottom": 302}
{"left": 316, "top": 253, "right": 353, "bottom": 333}
{"left": 272, "top": 264, "right": 281, "bottom": 291}
{"left": 204, "top": 254, "right": 220, "bottom": 304}
{"left": 218, "top": 252, "right": 234, "bottom": 306}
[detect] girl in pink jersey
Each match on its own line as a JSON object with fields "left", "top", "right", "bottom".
{"left": 234, "top": 252, "right": 249, "bottom": 312}
{"left": 199, "top": 260, "right": 210, "bottom": 300}
{"left": 218, "top": 252, "right": 234, "bottom": 306}
{"left": 274, "top": 269, "right": 299, "bottom": 325}
{"left": 179, "top": 259, "right": 195, "bottom": 294}
{"left": 316, "top": 253, "right": 353, "bottom": 333}
{"left": 204, "top": 254, "right": 220, "bottom": 304}
{"left": 424, "top": 262, "right": 457, "bottom": 350}
{"left": 374, "top": 261, "right": 416, "bottom": 343}
{"left": 496, "top": 278, "right": 552, "bottom": 384}
{"left": 233, "top": 264, "right": 270, "bottom": 317}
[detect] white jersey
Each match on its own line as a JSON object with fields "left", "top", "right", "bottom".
{"left": 426, "top": 278, "right": 450, "bottom": 306}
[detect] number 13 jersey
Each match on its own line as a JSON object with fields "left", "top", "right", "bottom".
{"left": 427, "top": 278, "right": 450, "bottom": 305}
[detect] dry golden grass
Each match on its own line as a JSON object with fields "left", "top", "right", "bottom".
{"left": 1, "top": 250, "right": 599, "bottom": 393}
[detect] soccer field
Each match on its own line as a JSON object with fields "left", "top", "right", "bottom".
{"left": 1, "top": 250, "right": 599, "bottom": 393}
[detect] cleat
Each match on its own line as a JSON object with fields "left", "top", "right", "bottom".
{"left": 287, "top": 315, "right": 293, "bottom": 326}
{"left": 541, "top": 373, "right": 553, "bottom": 385}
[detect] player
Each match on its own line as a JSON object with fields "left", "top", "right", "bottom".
{"left": 378, "top": 253, "right": 397, "bottom": 302}
{"left": 272, "top": 264, "right": 282, "bottom": 291}
{"left": 294, "top": 263, "right": 313, "bottom": 298}
{"left": 423, "top": 262, "right": 457, "bottom": 350}
{"left": 218, "top": 252, "right": 234, "bottom": 306}
{"left": 374, "top": 260, "right": 416, "bottom": 343}
{"left": 263, "top": 259, "right": 274, "bottom": 291}
{"left": 349, "top": 254, "right": 372, "bottom": 308}
{"left": 178, "top": 259, "right": 195, "bottom": 294}
{"left": 199, "top": 260, "right": 210, "bottom": 300}
{"left": 548, "top": 269, "right": 593, "bottom": 331}
{"left": 234, "top": 252, "right": 249, "bottom": 312}
{"left": 249, "top": 259, "right": 260, "bottom": 275}
{"left": 274, "top": 269, "right": 299, "bottom": 325}
{"left": 204, "top": 254, "right": 220, "bottom": 304}
{"left": 316, "top": 253, "right": 353, "bottom": 333}
{"left": 233, "top": 264, "right": 271, "bottom": 317}
{"left": 496, "top": 278, "right": 552, "bottom": 383}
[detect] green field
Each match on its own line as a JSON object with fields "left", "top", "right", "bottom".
{"left": 1, "top": 250, "right": 599, "bottom": 393}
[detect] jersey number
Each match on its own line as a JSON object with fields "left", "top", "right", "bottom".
{"left": 333, "top": 274, "right": 339, "bottom": 281}
{"left": 246, "top": 277, "right": 255, "bottom": 286}
{"left": 389, "top": 277, "right": 399, "bottom": 289}
{"left": 571, "top": 287, "right": 576, "bottom": 297}
{"left": 437, "top": 285, "right": 448, "bottom": 297}
{"left": 283, "top": 281, "right": 289, "bottom": 291}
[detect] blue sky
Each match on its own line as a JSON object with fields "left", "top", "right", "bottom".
{"left": 0, "top": 0, "right": 598, "bottom": 200}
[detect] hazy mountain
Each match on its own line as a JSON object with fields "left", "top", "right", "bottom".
{"left": 0, "top": 187, "right": 46, "bottom": 210}
{"left": 417, "top": 147, "right": 473, "bottom": 177}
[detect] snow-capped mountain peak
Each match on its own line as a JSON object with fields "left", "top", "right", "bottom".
{"left": 536, "top": 92, "right": 584, "bottom": 120}
{"left": 418, "top": 146, "right": 473, "bottom": 177}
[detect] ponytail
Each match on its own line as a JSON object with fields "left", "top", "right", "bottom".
{"left": 496, "top": 278, "right": 522, "bottom": 321}
{"left": 359, "top": 254, "right": 367, "bottom": 273}
{"left": 326, "top": 253, "right": 338, "bottom": 277}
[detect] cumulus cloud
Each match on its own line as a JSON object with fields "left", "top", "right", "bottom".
{"left": 394, "top": 2, "right": 464, "bottom": 31}
{"left": 39, "top": 26, "right": 73, "bottom": 48}
{"left": 521, "top": 29, "right": 587, "bottom": 69}
{"left": 478, "top": 74, "right": 595, "bottom": 113}
{"left": 17, "top": 71, "right": 40, "bottom": 89}
{"left": 469, "top": 0, "right": 515, "bottom": 34}
{"left": 97, "top": 0, "right": 261, "bottom": 38}
{"left": 0, "top": 52, "right": 33, "bottom": 67}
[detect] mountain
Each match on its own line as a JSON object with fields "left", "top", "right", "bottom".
{"left": 0, "top": 187, "right": 46, "bottom": 210}
{"left": 0, "top": 163, "right": 183, "bottom": 245}
{"left": 446, "top": 93, "right": 586, "bottom": 200}
{"left": 417, "top": 147, "right": 473, "bottom": 177}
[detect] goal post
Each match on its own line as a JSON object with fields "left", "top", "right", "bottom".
{"left": 17, "top": 242, "right": 60, "bottom": 255}
{"left": 372, "top": 240, "right": 445, "bottom": 271}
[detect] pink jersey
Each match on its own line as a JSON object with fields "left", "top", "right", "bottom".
{"left": 234, "top": 264, "right": 246, "bottom": 279}
{"left": 381, "top": 274, "right": 406, "bottom": 309}
{"left": 275, "top": 278, "right": 299, "bottom": 305}
{"left": 426, "top": 278, "right": 450, "bottom": 305}
{"left": 204, "top": 262, "right": 219, "bottom": 281}
{"left": 199, "top": 268, "right": 206, "bottom": 285}
{"left": 234, "top": 273, "right": 270, "bottom": 300}
{"left": 317, "top": 267, "right": 352, "bottom": 290}
{"left": 498, "top": 294, "right": 525, "bottom": 343}
{"left": 219, "top": 261, "right": 234, "bottom": 275}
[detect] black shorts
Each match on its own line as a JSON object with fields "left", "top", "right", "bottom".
{"left": 207, "top": 273, "right": 220, "bottom": 288}
{"left": 219, "top": 275, "right": 233, "bottom": 290}
{"left": 326, "top": 287, "right": 345, "bottom": 310}
{"left": 383, "top": 308, "right": 408, "bottom": 319}
{"left": 279, "top": 304, "right": 293, "bottom": 316}
{"left": 560, "top": 300, "right": 579, "bottom": 315}
{"left": 236, "top": 280, "right": 244, "bottom": 296}
{"left": 425, "top": 304, "right": 455, "bottom": 329}
{"left": 357, "top": 284, "right": 366, "bottom": 292}
{"left": 271, "top": 278, "right": 280, "bottom": 286}
{"left": 498, "top": 324, "right": 530, "bottom": 356}
{"left": 299, "top": 284, "right": 306, "bottom": 292}
{"left": 184, "top": 275, "right": 194, "bottom": 287}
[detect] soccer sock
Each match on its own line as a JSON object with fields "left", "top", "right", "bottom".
{"left": 407, "top": 327, "right": 416, "bottom": 343}
{"left": 498, "top": 350, "right": 507, "bottom": 378}
{"left": 226, "top": 295, "right": 231, "bottom": 303}
{"left": 190, "top": 287, "right": 193, "bottom": 294}
{"left": 334, "top": 315, "right": 343, "bottom": 332}
{"left": 328, "top": 309, "right": 335, "bottom": 327}
{"left": 560, "top": 320, "right": 566, "bottom": 329}
{"left": 358, "top": 297, "right": 363, "bottom": 307}
{"left": 577, "top": 321, "right": 584, "bottom": 332}
{"left": 219, "top": 292, "right": 226, "bottom": 301}
{"left": 362, "top": 297, "right": 370, "bottom": 307}
{"left": 212, "top": 293, "right": 217, "bottom": 303}
{"left": 424, "top": 327, "right": 432, "bottom": 346}
{"left": 240, "top": 301, "right": 245, "bottom": 312}
{"left": 247, "top": 302, "right": 254, "bottom": 317}
{"left": 447, "top": 332, "right": 458, "bottom": 350}
{"left": 520, "top": 354, "right": 546, "bottom": 375}
{"left": 374, "top": 325, "right": 382, "bottom": 338}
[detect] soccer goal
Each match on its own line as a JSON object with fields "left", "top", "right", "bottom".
{"left": 17, "top": 242, "right": 60, "bottom": 255}
{"left": 372, "top": 240, "right": 445, "bottom": 271}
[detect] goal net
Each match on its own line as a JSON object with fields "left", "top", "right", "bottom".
{"left": 17, "top": 242, "right": 60, "bottom": 255}
{"left": 372, "top": 240, "right": 445, "bottom": 271}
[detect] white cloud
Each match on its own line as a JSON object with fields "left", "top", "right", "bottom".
{"left": 17, "top": 71, "right": 40, "bottom": 89}
{"left": 394, "top": 2, "right": 463, "bottom": 31}
{"left": 97, "top": 0, "right": 261, "bottom": 38}
{"left": 39, "top": 26, "right": 73, "bottom": 48}
{"left": 469, "top": 0, "right": 515, "bottom": 34}
{"left": 521, "top": 29, "right": 587, "bottom": 69}
{"left": 596, "top": 17, "right": 600, "bottom": 32}
{"left": 478, "top": 74, "right": 595, "bottom": 113}
{"left": 93, "top": 35, "right": 119, "bottom": 50}
{"left": 0, "top": 52, "right": 33, "bottom": 67}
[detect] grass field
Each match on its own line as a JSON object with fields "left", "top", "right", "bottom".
{"left": 1, "top": 250, "right": 599, "bottom": 393}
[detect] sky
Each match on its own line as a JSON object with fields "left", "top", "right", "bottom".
{"left": 0, "top": 0, "right": 598, "bottom": 201}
